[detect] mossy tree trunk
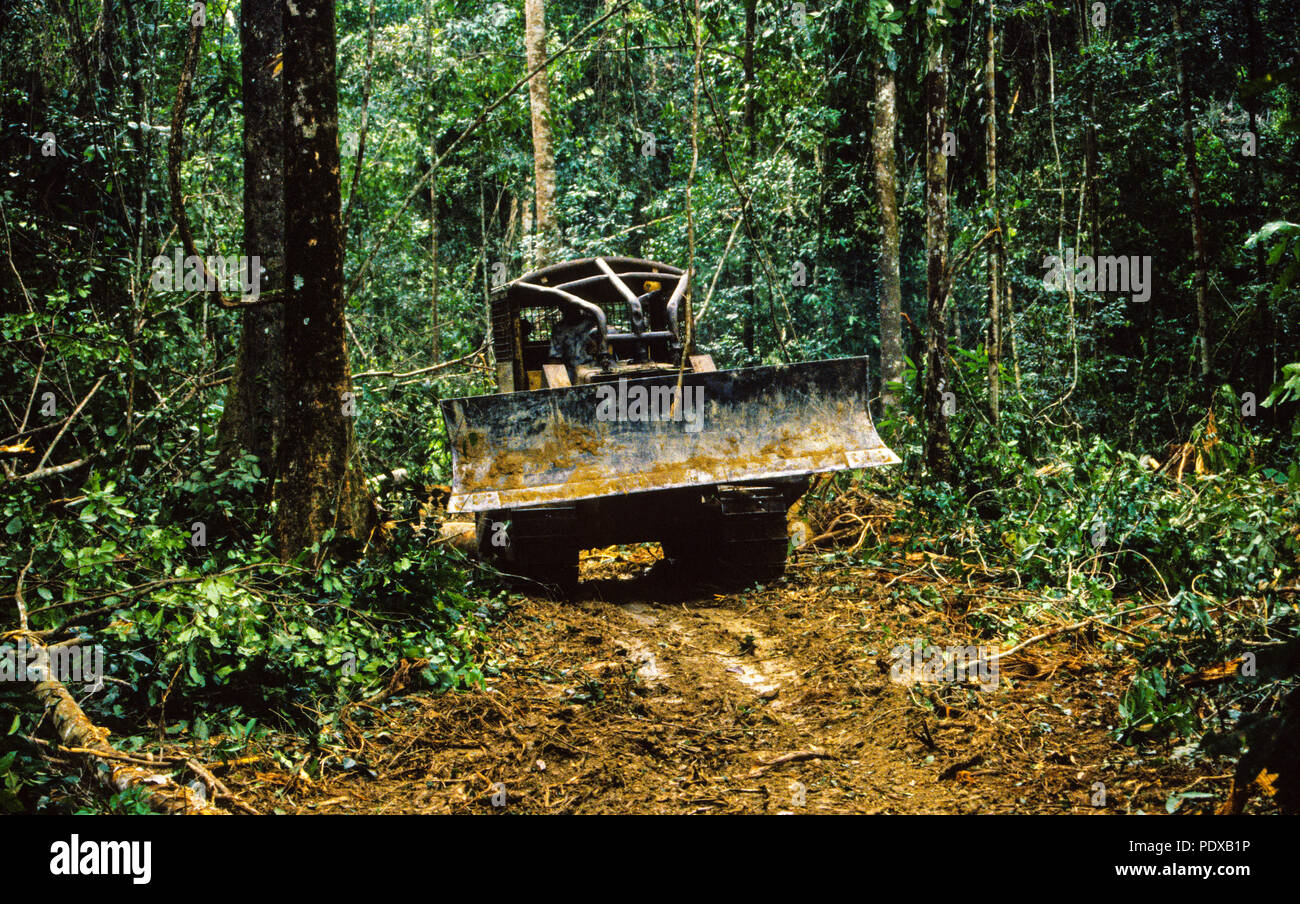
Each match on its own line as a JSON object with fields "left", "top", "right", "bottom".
{"left": 216, "top": 0, "right": 285, "bottom": 482}
{"left": 273, "top": 0, "right": 370, "bottom": 558}
{"left": 872, "top": 59, "right": 902, "bottom": 412}
{"left": 922, "top": 20, "right": 953, "bottom": 481}
{"left": 525, "top": 0, "right": 558, "bottom": 267}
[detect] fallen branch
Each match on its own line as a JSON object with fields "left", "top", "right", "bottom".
{"left": 15, "top": 459, "right": 87, "bottom": 482}
{"left": 14, "top": 552, "right": 31, "bottom": 631}
{"left": 26, "top": 737, "right": 177, "bottom": 768}
{"left": 352, "top": 345, "right": 486, "bottom": 381}
{"left": 747, "top": 750, "right": 834, "bottom": 778}
{"left": 968, "top": 599, "right": 1175, "bottom": 672}
{"left": 186, "top": 758, "right": 260, "bottom": 815}
{"left": 27, "top": 373, "right": 105, "bottom": 476}
{"left": 28, "top": 639, "right": 224, "bottom": 814}
{"left": 23, "top": 561, "right": 301, "bottom": 621}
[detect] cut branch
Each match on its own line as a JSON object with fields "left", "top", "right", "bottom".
{"left": 27, "top": 636, "right": 225, "bottom": 814}
{"left": 25, "top": 372, "right": 105, "bottom": 476}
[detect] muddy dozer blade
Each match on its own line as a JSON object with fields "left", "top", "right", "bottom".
{"left": 441, "top": 356, "right": 899, "bottom": 513}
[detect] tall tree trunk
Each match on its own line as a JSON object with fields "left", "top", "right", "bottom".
{"left": 430, "top": 160, "right": 440, "bottom": 362}
{"left": 426, "top": 0, "right": 440, "bottom": 362}
{"left": 274, "top": 0, "right": 369, "bottom": 557}
{"left": 1240, "top": 0, "right": 1274, "bottom": 397}
{"left": 984, "top": 12, "right": 1003, "bottom": 423}
{"left": 872, "top": 59, "right": 903, "bottom": 411}
{"left": 1007, "top": 281, "right": 1021, "bottom": 391}
{"left": 1077, "top": 0, "right": 1100, "bottom": 264}
{"left": 1082, "top": 36, "right": 1100, "bottom": 262}
{"left": 524, "top": 0, "right": 558, "bottom": 268}
{"left": 921, "top": 21, "right": 953, "bottom": 480}
{"left": 741, "top": 0, "right": 756, "bottom": 353}
{"left": 480, "top": 180, "right": 494, "bottom": 363}
{"left": 1045, "top": 19, "right": 1079, "bottom": 400}
{"left": 1172, "top": 4, "right": 1211, "bottom": 379}
{"left": 216, "top": 0, "right": 285, "bottom": 479}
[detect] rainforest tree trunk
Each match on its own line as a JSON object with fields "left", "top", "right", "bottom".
{"left": 922, "top": 20, "right": 953, "bottom": 480}
{"left": 426, "top": 0, "right": 440, "bottom": 362}
{"left": 524, "top": 0, "right": 558, "bottom": 268}
{"left": 1173, "top": 4, "right": 1212, "bottom": 379}
{"left": 216, "top": 0, "right": 285, "bottom": 479}
{"left": 1240, "top": 0, "right": 1274, "bottom": 399}
{"left": 742, "top": 0, "right": 757, "bottom": 353}
{"left": 273, "top": 0, "right": 370, "bottom": 558}
{"left": 984, "top": 12, "right": 1003, "bottom": 423}
{"left": 872, "top": 59, "right": 903, "bottom": 412}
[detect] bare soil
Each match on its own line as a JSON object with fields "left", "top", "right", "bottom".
{"left": 228, "top": 544, "right": 1233, "bottom": 815}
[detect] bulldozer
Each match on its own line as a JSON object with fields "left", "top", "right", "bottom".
{"left": 439, "top": 256, "right": 898, "bottom": 591}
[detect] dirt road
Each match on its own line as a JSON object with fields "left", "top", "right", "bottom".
{"left": 233, "top": 544, "right": 1228, "bottom": 814}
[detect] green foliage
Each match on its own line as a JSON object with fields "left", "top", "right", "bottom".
{"left": 0, "top": 747, "right": 24, "bottom": 814}
{"left": 1260, "top": 361, "right": 1300, "bottom": 436}
{"left": 1119, "top": 666, "right": 1197, "bottom": 742}
{"left": 878, "top": 396, "right": 1299, "bottom": 610}
{"left": 75, "top": 786, "right": 157, "bottom": 816}
{"left": 17, "top": 461, "right": 486, "bottom": 711}
{"left": 1245, "top": 220, "right": 1300, "bottom": 299}
{"left": 867, "top": 350, "right": 1299, "bottom": 746}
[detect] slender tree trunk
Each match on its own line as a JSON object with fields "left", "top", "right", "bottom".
{"left": 922, "top": 22, "right": 953, "bottom": 480}
{"left": 1079, "top": 0, "right": 1100, "bottom": 262}
{"left": 1007, "top": 281, "right": 1021, "bottom": 391}
{"left": 1240, "top": 0, "right": 1274, "bottom": 395}
{"left": 984, "top": 12, "right": 1003, "bottom": 423}
{"left": 1045, "top": 20, "right": 1079, "bottom": 399}
{"left": 480, "top": 180, "right": 493, "bottom": 365}
{"left": 217, "top": 0, "right": 285, "bottom": 480}
{"left": 1079, "top": 0, "right": 1100, "bottom": 333}
{"left": 1083, "top": 80, "right": 1100, "bottom": 263}
{"left": 1173, "top": 4, "right": 1211, "bottom": 379}
{"left": 741, "top": 0, "right": 757, "bottom": 353}
{"left": 426, "top": 0, "right": 440, "bottom": 362}
{"left": 524, "top": 0, "right": 558, "bottom": 267}
{"left": 274, "top": 0, "right": 369, "bottom": 557}
{"left": 872, "top": 59, "right": 903, "bottom": 411}
{"left": 123, "top": 0, "right": 149, "bottom": 440}
{"left": 521, "top": 187, "right": 533, "bottom": 263}
{"left": 430, "top": 161, "right": 440, "bottom": 361}
{"left": 684, "top": 0, "right": 702, "bottom": 356}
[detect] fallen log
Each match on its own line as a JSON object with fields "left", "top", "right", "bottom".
{"left": 29, "top": 645, "right": 225, "bottom": 815}
{"left": 13, "top": 557, "right": 220, "bottom": 813}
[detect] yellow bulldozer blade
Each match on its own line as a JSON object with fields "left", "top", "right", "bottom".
{"left": 440, "top": 356, "right": 899, "bottom": 513}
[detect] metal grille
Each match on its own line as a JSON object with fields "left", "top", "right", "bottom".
{"left": 517, "top": 306, "right": 561, "bottom": 344}
{"left": 490, "top": 296, "right": 514, "bottom": 360}
{"left": 517, "top": 304, "right": 638, "bottom": 343}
